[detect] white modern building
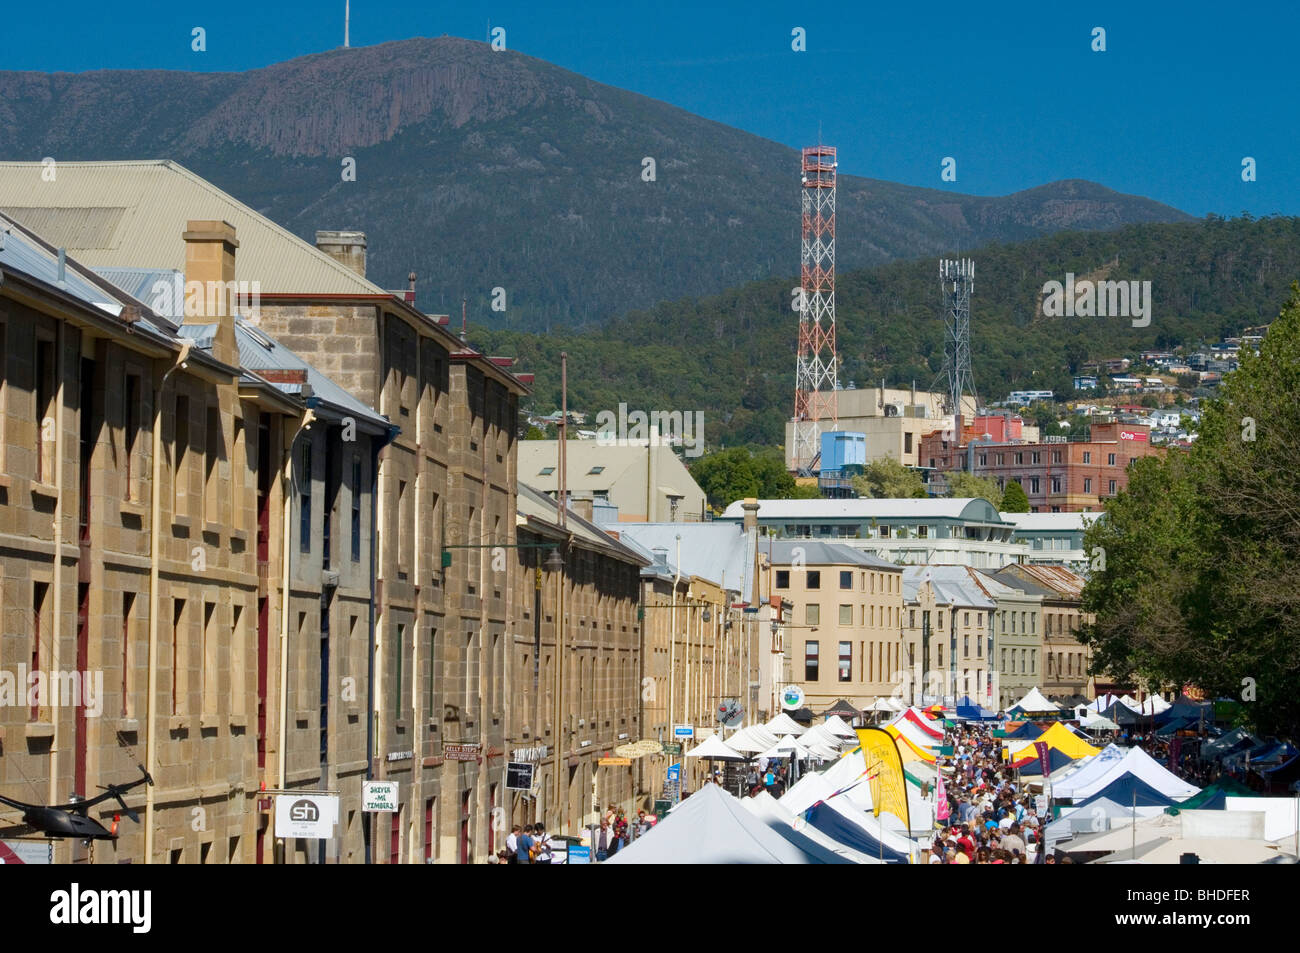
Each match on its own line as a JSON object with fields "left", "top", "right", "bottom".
{"left": 718, "top": 498, "right": 1027, "bottom": 569}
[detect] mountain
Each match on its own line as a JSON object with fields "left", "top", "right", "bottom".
{"left": 0, "top": 37, "right": 1192, "bottom": 330}
{"left": 473, "top": 215, "right": 1300, "bottom": 446}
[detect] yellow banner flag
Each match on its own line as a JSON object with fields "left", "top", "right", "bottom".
{"left": 855, "top": 726, "right": 911, "bottom": 833}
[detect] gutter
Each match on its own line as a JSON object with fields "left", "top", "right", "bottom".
{"left": 364, "top": 423, "right": 399, "bottom": 864}
{"left": 144, "top": 340, "right": 193, "bottom": 862}
{"left": 277, "top": 407, "right": 317, "bottom": 861}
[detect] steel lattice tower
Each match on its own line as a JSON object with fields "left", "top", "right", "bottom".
{"left": 792, "top": 146, "right": 838, "bottom": 474}
{"left": 940, "top": 258, "right": 977, "bottom": 421}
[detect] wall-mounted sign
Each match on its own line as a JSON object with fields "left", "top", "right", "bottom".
{"left": 662, "top": 743, "right": 682, "bottom": 756}
{"left": 362, "top": 781, "right": 399, "bottom": 813}
{"left": 1119, "top": 430, "right": 1148, "bottom": 442}
{"left": 717, "top": 699, "right": 745, "bottom": 728}
{"left": 598, "top": 757, "right": 631, "bottom": 766}
{"left": 386, "top": 750, "right": 414, "bottom": 762}
{"left": 672, "top": 724, "right": 694, "bottom": 739}
{"left": 781, "top": 685, "right": 805, "bottom": 711}
{"left": 274, "top": 794, "right": 338, "bottom": 840}
{"left": 444, "top": 743, "right": 482, "bottom": 761}
{"left": 506, "top": 762, "right": 535, "bottom": 790}
{"left": 512, "top": 746, "right": 548, "bottom": 762}
{"left": 666, "top": 763, "right": 681, "bottom": 782}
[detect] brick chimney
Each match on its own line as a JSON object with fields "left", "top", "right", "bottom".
{"left": 315, "top": 230, "right": 367, "bottom": 277}
{"left": 182, "top": 220, "right": 239, "bottom": 369}
{"left": 742, "top": 498, "right": 760, "bottom": 534}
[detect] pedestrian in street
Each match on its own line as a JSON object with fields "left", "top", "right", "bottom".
{"left": 594, "top": 818, "right": 612, "bottom": 862}
{"left": 515, "top": 825, "right": 534, "bottom": 865}
{"left": 506, "top": 825, "right": 521, "bottom": 865}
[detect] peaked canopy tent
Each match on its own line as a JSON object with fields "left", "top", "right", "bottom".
{"left": 1156, "top": 695, "right": 1214, "bottom": 727}
{"left": 1004, "top": 721, "right": 1045, "bottom": 740}
{"left": 1071, "top": 774, "right": 1182, "bottom": 810}
{"left": 815, "top": 747, "right": 936, "bottom": 834}
{"left": 757, "top": 735, "right": 814, "bottom": 761}
{"left": 726, "top": 725, "right": 781, "bottom": 754}
{"left": 606, "top": 783, "right": 837, "bottom": 864}
{"left": 1171, "top": 778, "right": 1259, "bottom": 811}
{"left": 685, "top": 734, "right": 749, "bottom": 761}
{"left": 1028, "top": 722, "right": 1101, "bottom": 760}
{"left": 1043, "top": 797, "right": 1170, "bottom": 852}
{"left": 1201, "top": 726, "right": 1258, "bottom": 761}
{"left": 955, "top": 695, "right": 999, "bottom": 721}
{"left": 765, "top": 713, "right": 808, "bottom": 736}
{"left": 1011, "top": 747, "right": 1075, "bottom": 778}
{"left": 1100, "top": 701, "right": 1148, "bottom": 728}
{"left": 742, "top": 791, "right": 882, "bottom": 864}
{"left": 1008, "top": 688, "right": 1060, "bottom": 716}
{"left": 1054, "top": 746, "right": 1200, "bottom": 803}
{"left": 803, "top": 800, "right": 916, "bottom": 864}
{"left": 885, "top": 725, "right": 938, "bottom": 764}
{"left": 901, "top": 708, "right": 945, "bottom": 739}
{"left": 821, "top": 714, "right": 860, "bottom": 739}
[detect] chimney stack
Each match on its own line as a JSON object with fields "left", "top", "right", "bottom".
{"left": 742, "top": 498, "right": 760, "bottom": 534}
{"left": 182, "top": 219, "right": 239, "bottom": 368}
{"left": 315, "top": 230, "right": 367, "bottom": 278}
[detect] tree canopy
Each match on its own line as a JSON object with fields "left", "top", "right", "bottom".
{"left": 1000, "top": 480, "right": 1031, "bottom": 513}
{"left": 851, "top": 458, "right": 927, "bottom": 499}
{"left": 1080, "top": 283, "right": 1300, "bottom": 737}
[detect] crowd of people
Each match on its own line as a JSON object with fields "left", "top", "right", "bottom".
{"left": 495, "top": 803, "right": 660, "bottom": 864}
{"left": 927, "top": 724, "right": 1055, "bottom": 864}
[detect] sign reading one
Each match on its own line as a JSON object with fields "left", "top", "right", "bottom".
{"left": 672, "top": 724, "right": 694, "bottom": 739}
{"left": 506, "top": 761, "right": 535, "bottom": 790}
{"left": 362, "top": 781, "right": 399, "bottom": 813}
{"left": 1119, "top": 430, "right": 1148, "bottom": 442}
{"left": 444, "top": 743, "right": 482, "bottom": 761}
{"left": 275, "top": 794, "right": 338, "bottom": 839}
{"left": 781, "top": 685, "right": 805, "bottom": 711}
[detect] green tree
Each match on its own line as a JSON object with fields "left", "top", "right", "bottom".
{"left": 688, "top": 447, "right": 759, "bottom": 509}
{"left": 946, "top": 471, "right": 1003, "bottom": 506}
{"left": 522, "top": 424, "right": 547, "bottom": 440}
{"left": 850, "top": 458, "right": 926, "bottom": 498}
{"left": 1081, "top": 284, "right": 1300, "bottom": 736}
{"left": 1001, "top": 480, "right": 1031, "bottom": 512}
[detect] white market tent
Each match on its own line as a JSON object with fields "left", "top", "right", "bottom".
{"left": 742, "top": 791, "right": 884, "bottom": 864}
{"left": 605, "top": 783, "right": 838, "bottom": 864}
{"left": 757, "top": 735, "right": 811, "bottom": 761}
{"left": 765, "top": 713, "right": 808, "bottom": 736}
{"left": 1054, "top": 746, "right": 1201, "bottom": 802}
{"left": 822, "top": 715, "right": 859, "bottom": 738}
{"left": 1008, "top": 687, "right": 1060, "bottom": 713}
{"left": 799, "top": 749, "right": 934, "bottom": 834}
{"left": 726, "top": 725, "right": 780, "bottom": 754}
{"left": 685, "top": 733, "right": 748, "bottom": 761}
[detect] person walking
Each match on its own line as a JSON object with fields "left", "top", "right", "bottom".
{"left": 594, "top": 818, "right": 613, "bottom": 862}
{"left": 515, "top": 825, "right": 535, "bottom": 865}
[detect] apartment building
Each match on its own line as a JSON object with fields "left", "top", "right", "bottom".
{"left": 763, "top": 540, "right": 904, "bottom": 712}
{"left": 919, "top": 421, "right": 1164, "bottom": 513}
{"left": 901, "top": 567, "right": 994, "bottom": 708}
{"left": 989, "top": 564, "right": 1094, "bottom": 705}
{"left": 0, "top": 160, "right": 531, "bottom": 863}
{"left": 507, "top": 485, "right": 647, "bottom": 837}
{"left": 0, "top": 211, "right": 390, "bottom": 864}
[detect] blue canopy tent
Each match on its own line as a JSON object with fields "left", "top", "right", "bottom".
{"left": 1067, "top": 773, "right": 1180, "bottom": 810}
{"left": 955, "top": 696, "right": 999, "bottom": 721}
{"left": 803, "top": 802, "right": 912, "bottom": 864}
{"left": 1155, "top": 695, "right": 1213, "bottom": 728}
{"left": 1014, "top": 747, "right": 1075, "bottom": 777}
{"left": 1005, "top": 722, "right": 1044, "bottom": 740}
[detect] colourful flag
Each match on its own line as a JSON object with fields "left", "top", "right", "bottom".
{"left": 1034, "top": 741, "right": 1050, "bottom": 778}
{"left": 935, "top": 767, "right": 949, "bottom": 823}
{"left": 855, "top": 727, "right": 911, "bottom": 833}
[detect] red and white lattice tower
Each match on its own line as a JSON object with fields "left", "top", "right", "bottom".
{"left": 792, "top": 145, "right": 838, "bottom": 474}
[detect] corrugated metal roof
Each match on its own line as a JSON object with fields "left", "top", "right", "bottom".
{"left": 516, "top": 483, "right": 648, "bottom": 567}
{"left": 719, "top": 497, "right": 1004, "bottom": 523}
{"left": 616, "top": 523, "right": 752, "bottom": 599}
{"left": 902, "top": 565, "right": 997, "bottom": 608}
{"left": 764, "top": 539, "right": 899, "bottom": 570}
{"left": 181, "top": 320, "right": 386, "bottom": 429}
{"left": 1, "top": 212, "right": 175, "bottom": 341}
{"left": 0, "top": 161, "right": 382, "bottom": 295}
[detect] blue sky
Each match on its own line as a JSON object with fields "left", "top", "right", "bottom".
{"left": 4, "top": 0, "right": 1296, "bottom": 216}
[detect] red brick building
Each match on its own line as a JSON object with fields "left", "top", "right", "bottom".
{"left": 920, "top": 421, "right": 1164, "bottom": 512}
